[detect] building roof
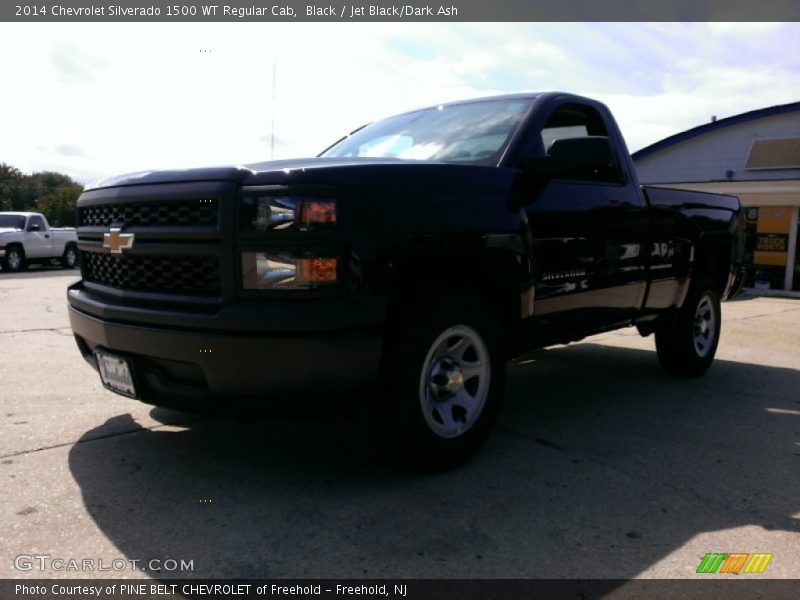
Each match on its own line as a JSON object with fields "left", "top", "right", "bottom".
{"left": 632, "top": 100, "right": 800, "bottom": 161}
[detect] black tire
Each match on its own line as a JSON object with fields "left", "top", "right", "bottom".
{"left": 2, "top": 245, "right": 27, "bottom": 272}
{"left": 376, "top": 296, "right": 506, "bottom": 470}
{"left": 655, "top": 282, "right": 721, "bottom": 377}
{"left": 61, "top": 244, "right": 79, "bottom": 269}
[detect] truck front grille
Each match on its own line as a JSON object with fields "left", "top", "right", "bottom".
{"left": 79, "top": 200, "right": 219, "bottom": 228}
{"left": 81, "top": 252, "right": 220, "bottom": 296}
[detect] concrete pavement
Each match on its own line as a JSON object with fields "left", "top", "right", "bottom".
{"left": 1, "top": 268, "right": 798, "bottom": 580}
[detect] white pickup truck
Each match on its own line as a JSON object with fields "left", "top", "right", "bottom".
{"left": 0, "top": 212, "right": 79, "bottom": 272}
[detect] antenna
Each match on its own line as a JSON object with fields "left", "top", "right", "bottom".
{"left": 270, "top": 59, "right": 277, "bottom": 159}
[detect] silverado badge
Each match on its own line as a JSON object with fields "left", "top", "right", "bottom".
{"left": 103, "top": 228, "right": 135, "bottom": 254}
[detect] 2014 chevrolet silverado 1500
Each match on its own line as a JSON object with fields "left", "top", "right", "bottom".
{"left": 68, "top": 93, "right": 745, "bottom": 466}
{"left": 0, "top": 212, "right": 78, "bottom": 271}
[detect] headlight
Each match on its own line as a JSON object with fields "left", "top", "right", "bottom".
{"left": 241, "top": 252, "right": 337, "bottom": 290}
{"left": 240, "top": 195, "right": 336, "bottom": 232}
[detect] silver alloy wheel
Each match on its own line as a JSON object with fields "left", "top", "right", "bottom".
{"left": 7, "top": 249, "right": 21, "bottom": 270}
{"left": 693, "top": 294, "right": 716, "bottom": 357}
{"left": 65, "top": 247, "right": 77, "bottom": 267}
{"left": 418, "top": 324, "right": 490, "bottom": 439}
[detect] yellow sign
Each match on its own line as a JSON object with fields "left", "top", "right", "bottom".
{"left": 756, "top": 206, "right": 792, "bottom": 234}
{"left": 754, "top": 206, "right": 791, "bottom": 266}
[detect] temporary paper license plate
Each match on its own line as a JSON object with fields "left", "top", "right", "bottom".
{"left": 95, "top": 350, "right": 137, "bottom": 398}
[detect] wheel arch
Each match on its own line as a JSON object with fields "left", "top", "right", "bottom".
{"left": 383, "top": 246, "right": 527, "bottom": 358}
{"left": 4, "top": 242, "right": 25, "bottom": 260}
{"left": 693, "top": 239, "right": 733, "bottom": 297}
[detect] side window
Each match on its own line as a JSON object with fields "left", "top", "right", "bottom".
{"left": 28, "top": 215, "right": 45, "bottom": 231}
{"left": 541, "top": 125, "right": 589, "bottom": 153}
{"left": 539, "top": 103, "right": 622, "bottom": 183}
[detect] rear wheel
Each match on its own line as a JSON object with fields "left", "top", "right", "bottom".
{"left": 2, "top": 245, "right": 26, "bottom": 272}
{"left": 61, "top": 244, "right": 78, "bottom": 269}
{"left": 655, "top": 282, "right": 721, "bottom": 377}
{"left": 377, "top": 297, "right": 506, "bottom": 469}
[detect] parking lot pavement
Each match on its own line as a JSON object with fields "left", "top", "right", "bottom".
{"left": 2, "top": 270, "right": 799, "bottom": 580}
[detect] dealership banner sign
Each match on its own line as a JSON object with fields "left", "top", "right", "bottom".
{"left": 754, "top": 206, "right": 792, "bottom": 267}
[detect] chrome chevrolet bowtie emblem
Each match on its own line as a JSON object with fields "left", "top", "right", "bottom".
{"left": 103, "top": 228, "right": 135, "bottom": 254}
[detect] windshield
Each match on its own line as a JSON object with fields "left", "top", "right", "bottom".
{"left": 0, "top": 215, "right": 25, "bottom": 229}
{"left": 321, "top": 99, "right": 532, "bottom": 165}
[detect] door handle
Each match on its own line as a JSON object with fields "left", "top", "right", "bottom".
{"left": 45, "top": 234, "right": 50, "bottom": 238}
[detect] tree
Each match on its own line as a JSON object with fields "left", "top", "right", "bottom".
{"left": 0, "top": 163, "right": 83, "bottom": 218}
{"left": 27, "top": 171, "right": 75, "bottom": 204}
{"left": 39, "top": 183, "right": 83, "bottom": 227}
{"left": 0, "top": 163, "right": 25, "bottom": 211}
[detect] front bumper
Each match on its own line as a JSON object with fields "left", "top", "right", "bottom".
{"left": 68, "top": 284, "right": 384, "bottom": 416}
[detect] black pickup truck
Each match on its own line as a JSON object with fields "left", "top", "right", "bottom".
{"left": 68, "top": 92, "right": 744, "bottom": 466}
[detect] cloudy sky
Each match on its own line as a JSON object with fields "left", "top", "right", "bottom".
{"left": 0, "top": 22, "right": 798, "bottom": 183}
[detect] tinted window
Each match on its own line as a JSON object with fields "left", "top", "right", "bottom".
{"left": 540, "top": 103, "right": 609, "bottom": 152}
{"left": 541, "top": 125, "right": 588, "bottom": 152}
{"left": 539, "top": 103, "right": 621, "bottom": 183}
{"left": 0, "top": 215, "right": 26, "bottom": 229}
{"left": 28, "top": 215, "right": 45, "bottom": 230}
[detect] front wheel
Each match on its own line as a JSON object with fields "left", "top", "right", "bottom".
{"left": 61, "top": 244, "right": 78, "bottom": 269}
{"left": 655, "top": 283, "right": 721, "bottom": 377}
{"left": 377, "top": 297, "right": 506, "bottom": 469}
{"left": 2, "top": 246, "right": 27, "bottom": 272}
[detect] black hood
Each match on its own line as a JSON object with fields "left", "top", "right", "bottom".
{"left": 85, "top": 158, "right": 427, "bottom": 190}
{"left": 84, "top": 157, "right": 517, "bottom": 199}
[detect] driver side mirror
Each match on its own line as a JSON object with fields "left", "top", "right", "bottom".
{"left": 522, "top": 136, "right": 621, "bottom": 182}
{"left": 27, "top": 223, "right": 41, "bottom": 232}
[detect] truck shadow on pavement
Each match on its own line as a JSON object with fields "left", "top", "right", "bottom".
{"left": 67, "top": 343, "right": 800, "bottom": 579}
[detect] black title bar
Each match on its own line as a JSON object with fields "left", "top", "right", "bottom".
{"left": 4, "top": 579, "right": 800, "bottom": 600}
{"left": 5, "top": 0, "right": 800, "bottom": 22}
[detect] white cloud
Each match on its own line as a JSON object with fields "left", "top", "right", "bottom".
{"left": 0, "top": 22, "right": 797, "bottom": 181}
{"left": 705, "top": 22, "right": 784, "bottom": 36}
{"left": 50, "top": 41, "right": 109, "bottom": 84}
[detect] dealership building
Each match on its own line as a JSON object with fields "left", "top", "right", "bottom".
{"left": 632, "top": 101, "right": 800, "bottom": 292}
